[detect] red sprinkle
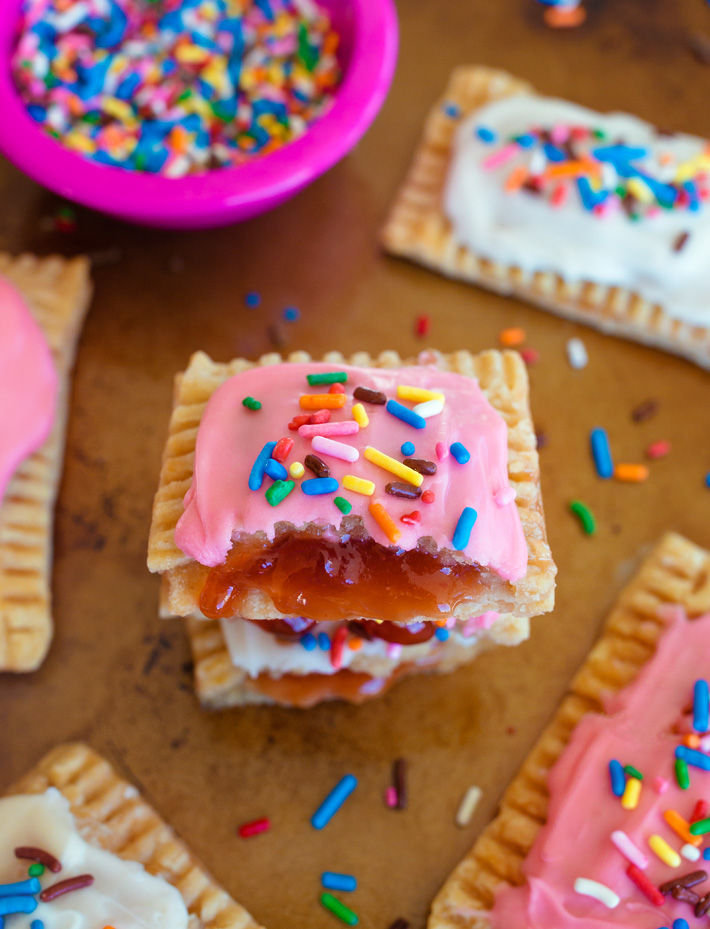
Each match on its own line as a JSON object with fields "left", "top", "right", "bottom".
{"left": 415, "top": 314, "right": 431, "bottom": 338}
{"left": 288, "top": 414, "right": 311, "bottom": 431}
{"left": 646, "top": 440, "right": 671, "bottom": 460}
{"left": 238, "top": 818, "right": 271, "bottom": 838}
{"left": 626, "top": 864, "right": 664, "bottom": 906}
{"left": 309, "top": 409, "right": 331, "bottom": 425}
{"left": 692, "top": 799, "right": 709, "bottom": 823}
{"left": 331, "top": 626, "right": 348, "bottom": 670}
{"left": 520, "top": 348, "right": 540, "bottom": 365}
{"left": 400, "top": 511, "right": 421, "bottom": 526}
{"left": 328, "top": 383, "right": 346, "bottom": 394}
{"left": 272, "top": 437, "right": 294, "bottom": 463}
{"left": 421, "top": 490, "right": 435, "bottom": 504}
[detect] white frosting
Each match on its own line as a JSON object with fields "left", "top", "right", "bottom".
{"left": 0, "top": 790, "right": 189, "bottom": 929}
{"left": 444, "top": 94, "right": 710, "bottom": 324}
{"left": 219, "top": 618, "right": 482, "bottom": 678}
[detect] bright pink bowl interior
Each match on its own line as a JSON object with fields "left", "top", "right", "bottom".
{"left": 0, "top": 0, "right": 398, "bottom": 229}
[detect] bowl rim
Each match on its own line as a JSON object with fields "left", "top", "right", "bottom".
{"left": 0, "top": 0, "right": 398, "bottom": 223}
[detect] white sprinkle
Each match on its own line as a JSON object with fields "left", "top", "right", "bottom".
{"left": 413, "top": 399, "right": 444, "bottom": 419}
{"left": 682, "top": 843, "right": 701, "bottom": 862}
{"left": 566, "top": 337, "right": 588, "bottom": 369}
{"left": 574, "top": 878, "right": 620, "bottom": 909}
{"left": 455, "top": 786, "right": 483, "bottom": 827}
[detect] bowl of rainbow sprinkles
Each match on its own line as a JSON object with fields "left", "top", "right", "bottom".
{"left": 0, "top": 0, "right": 398, "bottom": 228}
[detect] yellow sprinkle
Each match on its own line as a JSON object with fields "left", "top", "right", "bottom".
{"left": 626, "top": 178, "right": 654, "bottom": 204}
{"left": 369, "top": 501, "right": 401, "bottom": 544}
{"left": 64, "top": 132, "right": 96, "bottom": 153}
{"left": 396, "top": 385, "right": 445, "bottom": 404}
{"left": 648, "top": 834, "right": 681, "bottom": 868}
{"left": 363, "top": 447, "right": 423, "bottom": 488}
{"left": 621, "top": 777, "right": 641, "bottom": 810}
{"left": 102, "top": 97, "right": 133, "bottom": 122}
{"left": 289, "top": 462, "right": 305, "bottom": 479}
{"left": 342, "top": 475, "right": 375, "bottom": 496}
{"left": 352, "top": 403, "right": 369, "bottom": 428}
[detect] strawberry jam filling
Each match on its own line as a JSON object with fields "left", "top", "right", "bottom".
{"left": 199, "top": 533, "right": 485, "bottom": 623}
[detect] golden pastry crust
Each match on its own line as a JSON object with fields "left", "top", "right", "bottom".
{"left": 147, "top": 348, "right": 556, "bottom": 624}
{"left": 0, "top": 253, "right": 92, "bottom": 671}
{"left": 427, "top": 532, "right": 710, "bottom": 929}
{"left": 381, "top": 66, "right": 710, "bottom": 370}
{"left": 7, "top": 742, "right": 264, "bottom": 929}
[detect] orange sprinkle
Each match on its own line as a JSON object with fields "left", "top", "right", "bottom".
{"left": 614, "top": 463, "right": 649, "bottom": 483}
{"left": 299, "top": 393, "right": 347, "bottom": 410}
{"left": 683, "top": 733, "right": 701, "bottom": 749}
{"left": 544, "top": 4, "right": 586, "bottom": 27}
{"left": 504, "top": 166, "right": 528, "bottom": 193}
{"left": 545, "top": 159, "right": 599, "bottom": 180}
{"left": 664, "top": 808, "right": 702, "bottom": 847}
{"left": 499, "top": 327, "right": 526, "bottom": 348}
{"left": 369, "top": 501, "right": 401, "bottom": 544}
{"left": 348, "top": 638, "right": 363, "bottom": 651}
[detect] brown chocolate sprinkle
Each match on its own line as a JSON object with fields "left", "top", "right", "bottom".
{"left": 672, "top": 886, "right": 700, "bottom": 905}
{"left": 40, "top": 874, "right": 94, "bottom": 901}
{"left": 393, "top": 757, "right": 407, "bottom": 811}
{"left": 688, "top": 32, "right": 710, "bottom": 65}
{"left": 631, "top": 398, "right": 658, "bottom": 422}
{"left": 674, "top": 231, "right": 690, "bottom": 253}
{"left": 402, "top": 458, "right": 437, "bottom": 476}
{"left": 15, "top": 847, "right": 62, "bottom": 873}
{"left": 387, "top": 921, "right": 410, "bottom": 929}
{"left": 696, "top": 891, "right": 710, "bottom": 918}
{"left": 661, "top": 870, "right": 707, "bottom": 894}
{"left": 353, "top": 386, "right": 386, "bottom": 405}
{"left": 385, "top": 482, "right": 422, "bottom": 500}
{"left": 304, "top": 454, "right": 331, "bottom": 479}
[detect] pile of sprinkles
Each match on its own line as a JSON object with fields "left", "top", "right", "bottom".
{"left": 1, "top": 845, "right": 93, "bottom": 927}
{"left": 472, "top": 118, "right": 710, "bottom": 244}
{"left": 12, "top": 0, "right": 340, "bottom": 176}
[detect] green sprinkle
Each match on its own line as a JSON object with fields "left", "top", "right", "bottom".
{"left": 242, "top": 396, "right": 262, "bottom": 411}
{"left": 615, "top": 185, "right": 626, "bottom": 199}
{"left": 265, "top": 480, "right": 294, "bottom": 507}
{"left": 624, "top": 765, "right": 643, "bottom": 780}
{"left": 569, "top": 500, "right": 596, "bottom": 535}
{"left": 334, "top": 496, "right": 352, "bottom": 515}
{"left": 306, "top": 371, "right": 348, "bottom": 386}
{"left": 690, "top": 816, "right": 710, "bottom": 836}
{"left": 593, "top": 128, "right": 607, "bottom": 139}
{"left": 676, "top": 757, "right": 690, "bottom": 790}
{"left": 321, "top": 893, "right": 358, "bottom": 926}
{"left": 28, "top": 863, "right": 44, "bottom": 877}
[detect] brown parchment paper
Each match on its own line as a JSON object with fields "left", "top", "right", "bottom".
{"left": 2, "top": 1, "right": 710, "bottom": 927}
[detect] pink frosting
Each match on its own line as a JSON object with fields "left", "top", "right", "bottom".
{"left": 174, "top": 362, "right": 528, "bottom": 579}
{"left": 0, "top": 275, "right": 58, "bottom": 504}
{"left": 491, "top": 606, "right": 710, "bottom": 928}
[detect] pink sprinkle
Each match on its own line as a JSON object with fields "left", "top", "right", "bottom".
{"left": 550, "top": 183, "right": 568, "bottom": 208}
{"left": 611, "top": 830, "right": 648, "bottom": 870}
{"left": 550, "top": 124, "right": 569, "bottom": 144}
{"left": 700, "top": 735, "right": 710, "bottom": 753}
{"left": 646, "top": 440, "right": 671, "bottom": 460}
{"left": 436, "top": 441, "right": 448, "bottom": 461}
{"left": 653, "top": 776, "right": 669, "bottom": 795}
{"left": 387, "top": 643, "right": 403, "bottom": 660}
{"left": 238, "top": 818, "right": 270, "bottom": 838}
{"left": 520, "top": 348, "right": 540, "bottom": 365}
{"left": 311, "top": 435, "right": 359, "bottom": 462}
{"left": 463, "top": 612, "right": 499, "bottom": 637}
{"left": 445, "top": 616, "right": 457, "bottom": 629}
{"left": 482, "top": 143, "right": 519, "bottom": 171}
{"left": 298, "top": 420, "right": 359, "bottom": 438}
{"left": 494, "top": 487, "right": 516, "bottom": 506}
{"left": 385, "top": 786, "right": 398, "bottom": 808}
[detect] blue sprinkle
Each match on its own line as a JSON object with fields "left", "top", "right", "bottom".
{"left": 0, "top": 898, "right": 37, "bottom": 917}
{"left": 452, "top": 507, "right": 477, "bottom": 551}
{"left": 450, "top": 442, "right": 470, "bottom": 464}
{"left": 704, "top": 848, "right": 710, "bottom": 860}
{"left": 435, "top": 628, "right": 449, "bottom": 642}
{"left": 248, "top": 441, "right": 277, "bottom": 491}
{"left": 264, "top": 458, "right": 288, "bottom": 481}
{"left": 301, "top": 633, "right": 317, "bottom": 651}
{"left": 608, "top": 759, "right": 625, "bottom": 797}
{"left": 543, "top": 143, "right": 566, "bottom": 163}
{"left": 322, "top": 872, "right": 357, "bottom": 892}
{"left": 673, "top": 920, "right": 690, "bottom": 929}
{"left": 590, "top": 428, "right": 613, "bottom": 479}
{"left": 593, "top": 144, "right": 648, "bottom": 163}
{"left": 302, "top": 477, "right": 339, "bottom": 496}
{"left": 675, "top": 745, "right": 710, "bottom": 770}
{"left": 283, "top": 305, "right": 300, "bottom": 322}
{"left": 0, "top": 879, "right": 41, "bottom": 898}
{"left": 706, "top": 472, "right": 710, "bottom": 489}
{"left": 694, "top": 679, "right": 709, "bottom": 732}
{"left": 312, "top": 774, "right": 358, "bottom": 829}
{"left": 31, "top": 922, "right": 44, "bottom": 929}
{"left": 476, "top": 125, "right": 497, "bottom": 143}
{"left": 318, "top": 632, "right": 330, "bottom": 651}
{"left": 245, "top": 291, "right": 261, "bottom": 308}
{"left": 386, "top": 399, "right": 426, "bottom": 430}
{"left": 401, "top": 441, "right": 415, "bottom": 457}
{"left": 516, "top": 133, "right": 536, "bottom": 148}
{"left": 443, "top": 103, "right": 461, "bottom": 119}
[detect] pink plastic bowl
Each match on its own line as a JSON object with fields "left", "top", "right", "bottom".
{"left": 0, "top": 0, "right": 398, "bottom": 229}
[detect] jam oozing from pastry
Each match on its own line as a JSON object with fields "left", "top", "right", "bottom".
{"left": 245, "top": 616, "right": 316, "bottom": 637}
{"left": 250, "top": 667, "right": 409, "bottom": 708}
{"left": 199, "top": 534, "right": 485, "bottom": 623}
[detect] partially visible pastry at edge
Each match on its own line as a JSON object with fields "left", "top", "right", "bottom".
{"left": 148, "top": 349, "right": 556, "bottom": 707}
{"left": 382, "top": 66, "right": 710, "bottom": 369}
{"left": 0, "top": 253, "right": 92, "bottom": 672}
